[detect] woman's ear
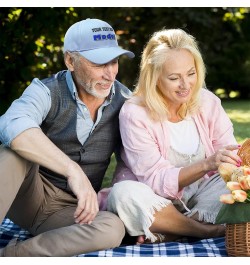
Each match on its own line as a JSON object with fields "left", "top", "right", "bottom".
{"left": 64, "top": 52, "right": 74, "bottom": 71}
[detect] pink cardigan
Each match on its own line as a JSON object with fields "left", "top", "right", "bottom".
{"left": 98, "top": 89, "right": 237, "bottom": 210}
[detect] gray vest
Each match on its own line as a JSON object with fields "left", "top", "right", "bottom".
{"left": 39, "top": 70, "right": 130, "bottom": 195}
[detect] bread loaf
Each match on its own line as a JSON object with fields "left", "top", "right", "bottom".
{"left": 218, "top": 163, "right": 238, "bottom": 182}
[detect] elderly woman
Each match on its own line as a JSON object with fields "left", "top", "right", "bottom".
{"left": 106, "top": 29, "right": 242, "bottom": 244}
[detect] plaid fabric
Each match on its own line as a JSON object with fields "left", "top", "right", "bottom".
{"left": 0, "top": 218, "right": 31, "bottom": 248}
{"left": 0, "top": 218, "right": 227, "bottom": 257}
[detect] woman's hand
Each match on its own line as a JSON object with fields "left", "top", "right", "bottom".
{"left": 179, "top": 144, "right": 241, "bottom": 190}
{"left": 204, "top": 144, "right": 242, "bottom": 172}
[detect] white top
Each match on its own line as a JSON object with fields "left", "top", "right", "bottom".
{"left": 167, "top": 117, "right": 200, "bottom": 155}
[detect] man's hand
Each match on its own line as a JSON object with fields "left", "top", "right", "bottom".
{"left": 66, "top": 163, "right": 99, "bottom": 225}
{"left": 11, "top": 128, "right": 99, "bottom": 225}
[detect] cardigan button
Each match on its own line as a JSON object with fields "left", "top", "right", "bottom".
{"left": 80, "top": 148, "right": 85, "bottom": 153}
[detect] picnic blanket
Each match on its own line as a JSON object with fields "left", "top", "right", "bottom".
{"left": 0, "top": 218, "right": 228, "bottom": 257}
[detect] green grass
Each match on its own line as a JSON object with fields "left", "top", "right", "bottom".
{"left": 102, "top": 154, "right": 116, "bottom": 188}
{"left": 102, "top": 100, "right": 250, "bottom": 188}
{"left": 221, "top": 100, "right": 250, "bottom": 144}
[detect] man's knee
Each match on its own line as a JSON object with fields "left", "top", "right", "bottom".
{"left": 0, "top": 145, "right": 33, "bottom": 172}
{"left": 94, "top": 211, "right": 125, "bottom": 249}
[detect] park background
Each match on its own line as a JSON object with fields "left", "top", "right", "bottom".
{"left": 1, "top": 7, "right": 250, "bottom": 112}
{"left": 1, "top": 7, "right": 250, "bottom": 186}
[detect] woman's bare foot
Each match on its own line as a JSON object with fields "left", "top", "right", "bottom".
{"left": 136, "top": 233, "right": 180, "bottom": 245}
{"left": 136, "top": 235, "right": 146, "bottom": 245}
{"left": 136, "top": 223, "right": 225, "bottom": 245}
{"left": 191, "top": 213, "right": 226, "bottom": 238}
{"left": 205, "top": 224, "right": 225, "bottom": 238}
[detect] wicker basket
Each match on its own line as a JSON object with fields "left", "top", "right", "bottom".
{"left": 225, "top": 139, "right": 250, "bottom": 256}
{"left": 226, "top": 222, "right": 250, "bottom": 256}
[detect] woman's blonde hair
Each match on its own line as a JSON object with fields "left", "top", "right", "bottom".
{"left": 133, "top": 28, "right": 206, "bottom": 121}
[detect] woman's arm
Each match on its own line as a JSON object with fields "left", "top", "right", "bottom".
{"left": 119, "top": 97, "right": 241, "bottom": 199}
{"left": 119, "top": 103, "right": 182, "bottom": 199}
{"left": 178, "top": 143, "right": 240, "bottom": 189}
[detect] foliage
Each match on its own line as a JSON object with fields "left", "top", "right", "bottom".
{"left": 1, "top": 7, "right": 250, "bottom": 115}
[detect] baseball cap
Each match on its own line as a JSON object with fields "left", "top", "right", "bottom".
{"left": 63, "top": 18, "right": 135, "bottom": 64}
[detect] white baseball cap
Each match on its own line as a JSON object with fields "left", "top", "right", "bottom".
{"left": 63, "top": 18, "right": 135, "bottom": 64}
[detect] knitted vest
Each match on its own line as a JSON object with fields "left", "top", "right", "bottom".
{"left": 39, "top": 70, "right": 130, "bottom": 194}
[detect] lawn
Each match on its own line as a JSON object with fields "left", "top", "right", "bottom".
{"left": 221, "top": 99, "right": 250, "bottom": 143}
{"left": 102, "top": 99, "right": 250, "bottom": 188}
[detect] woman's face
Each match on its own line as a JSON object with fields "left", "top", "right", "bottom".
{"left": 157, "top": 49, "right": 197, "bottom": 110}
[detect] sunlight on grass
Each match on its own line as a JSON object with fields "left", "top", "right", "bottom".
{"left": 222, "top": 100, "right": 250, "bottom": 143}
{"left": 227, "top": 112, "right": 249, "bottom": 122}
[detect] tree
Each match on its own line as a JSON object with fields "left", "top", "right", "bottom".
{"left": 1, "top": 7, "right": 250, "bottom": 115}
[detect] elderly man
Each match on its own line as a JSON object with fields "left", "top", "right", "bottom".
{"left": 0, "top": 18, "right": 134, "bottom": 256}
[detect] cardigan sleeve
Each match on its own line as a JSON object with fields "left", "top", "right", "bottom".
{"left": 118, "top": 102, "right": 183, "bottom": 199}
{"left": 197, "top": 89, "right": 237, "bottom": 157}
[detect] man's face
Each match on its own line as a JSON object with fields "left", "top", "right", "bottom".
{"left": 73, "top": 56, "right": 119, "bottom": 99}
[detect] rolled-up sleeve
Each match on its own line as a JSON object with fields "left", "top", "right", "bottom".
{"left": 0, "top": 78, "right": 51, "bottom": 146}
{"left": 119, "top": 104, "right": 183, "bottom": 199}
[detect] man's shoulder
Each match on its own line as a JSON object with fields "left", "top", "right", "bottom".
{"left": 114, "top": 80, "right": 132, "bottom": 96}
{"left": 40, "top": 70, "right": 67, "bottom": 87}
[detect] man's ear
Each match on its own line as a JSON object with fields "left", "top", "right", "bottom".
{"left": 64, "top": 52, "right": 74, "bottom": 71}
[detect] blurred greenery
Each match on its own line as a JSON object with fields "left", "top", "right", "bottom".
{"left": 102, "top": 100, "right": 250, "bottom": 188}
{"left": 1, "top": 7, "right": 250, "bottom": 115}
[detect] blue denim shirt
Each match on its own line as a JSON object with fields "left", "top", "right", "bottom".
{"left": 0, "top": 70, "right": 114, "bottom": 146}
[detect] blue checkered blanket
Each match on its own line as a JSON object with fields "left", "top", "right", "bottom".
{"left": 0, "top": 218, "right": 228, "bottom": 257}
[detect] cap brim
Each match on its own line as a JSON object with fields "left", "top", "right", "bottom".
{"left": 79, "top": 47, "right": 135, "bottom": 64}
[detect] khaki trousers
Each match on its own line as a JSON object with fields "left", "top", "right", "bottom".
{"left": 0, "top": 145, "right": 125, "bottom": 256}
